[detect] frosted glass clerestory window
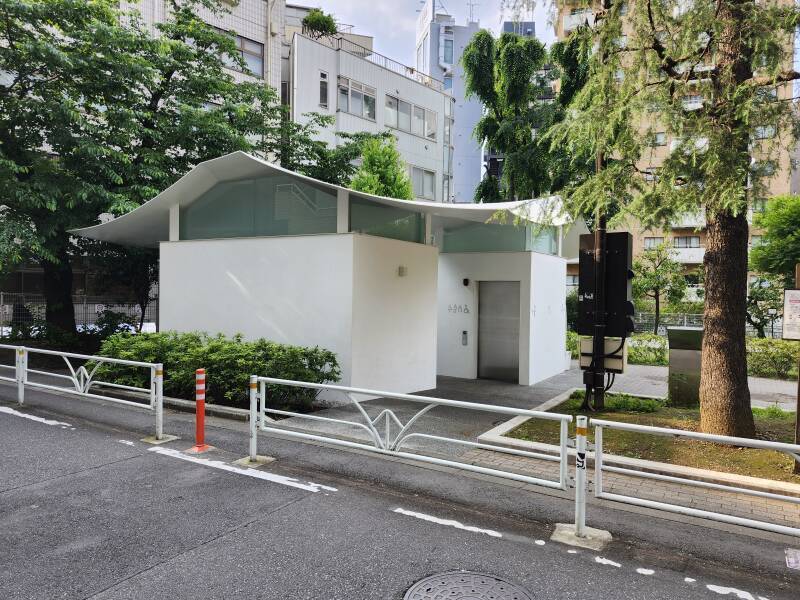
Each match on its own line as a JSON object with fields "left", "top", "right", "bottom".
{"left": 349, "top": 196, "right": 424, "bottom": 243}
{"left": 179, "top": 174, "right": 337, "bottom": 241}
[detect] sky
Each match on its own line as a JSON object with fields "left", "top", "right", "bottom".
{"left": 303, "top": 0, "right": 557, "bottom": 70}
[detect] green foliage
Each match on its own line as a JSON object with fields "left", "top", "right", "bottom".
{"left": 473, "top": 174, "right": 504, "bottom": 203}
{"left": 751, "top": 195, "right": 800, "bottom": 283}
{"left": 746, "top": 338, "right": 800, "bottom": 380}
{"left": 745, "top": 275, "right": 784, "bottom": 338}
{"left": 462, "top": 29, "right": 559, "bottom": 200}
{"left": 566, "top": 330, "right": 580, "bottom": 359}
{"left": 632, "top": 243, "right": 688, "bottom": 334}
{"left": 566, "top": 290, "right": 579, "bottom": 332}
{"left": 627, "top": 334, "right": 669, "bottom": 366}
{"left": 95, "top": 332, "right": 341, "bottom": 409}
{"left": 350, "top": 137, "right": 413, "bottom": 199}
{"left": 301, "top": 8, "right": 337, "bottom": 39}
{"left": 566, "top": 390, "right": 662, "bottom": 413}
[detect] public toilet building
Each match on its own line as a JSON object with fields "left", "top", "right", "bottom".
{"left": 74, "top": 152, "right": 567, "bottom": 394}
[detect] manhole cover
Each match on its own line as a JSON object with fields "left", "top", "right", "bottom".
{"left": 404, "top": 571, "right": 533, "bottom": 600}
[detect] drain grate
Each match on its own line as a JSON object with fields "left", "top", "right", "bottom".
{"left": 404, "top": 571, "right": 534, "bottom": 600}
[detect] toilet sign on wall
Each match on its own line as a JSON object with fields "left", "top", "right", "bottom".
{"left": 783, "top": 289, "right": 800, "bottom": 340}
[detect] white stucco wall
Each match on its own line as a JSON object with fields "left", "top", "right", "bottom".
{"left": 437, "top": 252, "right": 567, "bottom": 386}
{"left": 159, "top": 233, "right": 438, "bottom": 394}
{"left": 350, "top": 235, "right": 438, "bottom": 393}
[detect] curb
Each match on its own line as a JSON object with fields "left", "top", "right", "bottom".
{"left": 479, "top": 387, "right": 800, "bottom": 500}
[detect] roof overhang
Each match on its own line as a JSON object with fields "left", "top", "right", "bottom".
{"left": 71, "top": 152, "right": 568, "bottom": 248}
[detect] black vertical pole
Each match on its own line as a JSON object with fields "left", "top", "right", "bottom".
{"left": 592, "top": 211, "right": 607, "bottom": 410}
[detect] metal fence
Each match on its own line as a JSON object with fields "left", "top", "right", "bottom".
{"left": 634, "top": 312, "right": 783, "bottom": 338}
{"left": 248, "top": 375, "right": 573, "bottom": 491}
{"left": 0, "top": 344, "right": 164, "bottom": 439}
{"left": 0, "top": 293, "right": 158, "bottom": 336}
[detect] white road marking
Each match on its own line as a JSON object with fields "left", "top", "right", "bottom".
{"left": 0, "top": 406, "right": 72, "bottom": 429}
{"left": 567, "top": 550, "right": 578, "bottom": 554}
{"left": 118, "top": 440, "right": 135, "bottom": 446}
{"left": 392, "top": 508, "right": 502, "bottom": 538}
{"left": 684, "top": 578, "right": 696, "bottom": 583}
{"left": 534, "top": 539, "right": 546, "bottom": 546}
{"left": 786, "top": 548, "right": 800, "bottom": 570}
{"left": 149, "top": 447, "right": 338, "bottom": 493}
{"left": 636, "top": 568, "right": 655, "bottom": 575}
{"left": 595, "top": 556, "right": 622, "bottom": 568}
{"left": 706, "top": 585, "right": 770, "bottom": 600}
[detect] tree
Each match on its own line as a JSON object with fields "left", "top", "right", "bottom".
{"left": 349, "top": 137, "right": 413, "bottom": 200}
{"left": 473, "top": 175, "right": 503, "bottom": 203}
{"left": 632, "top": 243, "right": 688, "bottom": 334}
{"left": 750, "top": 195, "right": 800, "bottom": 284}
{"left": 547, "top": 0, "right": 800, "bottom": 437}
{"left": 462, "top": 29, "right": 557, "bottom": 201}
{"left": 301, "top": 8, "right": 337, "bottom": 39}
{"left": 745, "top": 275, "right": 783, "bottom": 338}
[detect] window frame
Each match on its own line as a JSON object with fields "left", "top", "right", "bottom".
{"left": 319, "top": 71, "right": 329, "bottom": 109}
{"left": 409, "top": 165, "right": 437, "bottom": 201}
{"left": 337, "top": 76, "right": 376, "bottom": 122}
{"left": 385, "top": 94, "right": 438, "bottom": 141}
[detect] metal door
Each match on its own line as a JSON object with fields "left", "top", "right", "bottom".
{"left": 478, "top": 281, "right": 520, "bottom": 382}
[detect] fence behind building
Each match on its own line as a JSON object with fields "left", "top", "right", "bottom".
{"left": 633, "top": 312, "right": 783, "bottom": 338}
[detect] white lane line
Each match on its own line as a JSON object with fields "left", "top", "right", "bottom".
{"left": 392, "top": 508, "right": 502, "bottom": 538}
{"left": 595, "top": 556, "right": 622, "bottom": 568}
{"left": 534, "top": 540, "right": 546, "bottom": 546}
{"left": 684, "top": 578, "right": 696, "bottom": 583}
{"left": 706, "top": 585, "right": 770, "bottom": 600}
{"left": 118, "top": 440, "right": 136, "bottom": 446}
{"left": 0, "top": 406, "right": 72, "bottom": 429}
{"left": 636, "top": 568, "right": 655, "bottom": 575}
{"left": 567, "top": 549, "right": 578, "bottom": 554}
{"left": 149, "top": 447, "right": 337, "bottom": 493}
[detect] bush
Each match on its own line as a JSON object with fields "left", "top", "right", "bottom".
{"left": 566, "top": 330, "right": 579, "bottom": 359}
{"left": 627, "top": 333, "right": 668, "bottom": 366}
{"left": 566, "top": 291, "right": 578, "bottom": 332}
{"left": 95, "top": 331, "right": 341, "bottom": 410}
{"left": 567, "top": 390, "right": 662, "bottom": 413}
{"left": 746, "top": 338, "right": 800, "bottom": 380}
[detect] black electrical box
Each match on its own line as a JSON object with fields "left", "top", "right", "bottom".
{"left": 577, "top": 232, "right": 635, "bottom": 338}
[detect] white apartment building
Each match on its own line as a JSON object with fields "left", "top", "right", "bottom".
{"left": 415, "top": 0, "right": 481, "bottom": 203}
{"left": 287, "top": 32, "right": 453, "bottom": 202}
{"left": 126, "top": 0, "right": 283, "bottom": 91}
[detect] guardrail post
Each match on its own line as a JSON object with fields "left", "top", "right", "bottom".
{"left": 249, "top": 375, "right": 258, "bottom": 461}
{"left": 16, "top": 347, "right": 26, "bottom": 405}
{"left": 154, "top": 363, "right": 164, "bottom": 440}
{"left": 188, "top": 368, "right": 211, "bottom": 453}
{"left": 574, "top": 415, "right": 588, "bottom": 538}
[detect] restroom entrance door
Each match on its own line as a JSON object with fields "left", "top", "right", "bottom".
{"left": 477, "top": 281, "right": 520, "bottom": 383}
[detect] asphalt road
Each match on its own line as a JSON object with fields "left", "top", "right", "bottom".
{"left": 0, "top": 384, "right": 798, "bottom": 600}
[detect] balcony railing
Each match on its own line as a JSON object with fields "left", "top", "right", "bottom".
{"left": 670, "top": 211, "right": 706, "bottom": 228}
{"left": 320, "top": 35, "right": 443, "bottom": 92}
{"left": 672, "top": 246, "right": 705, "bottom": 264}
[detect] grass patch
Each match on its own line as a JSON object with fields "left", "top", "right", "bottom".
{"left": 509, "top": 391, "right": 800, "bottom": 483}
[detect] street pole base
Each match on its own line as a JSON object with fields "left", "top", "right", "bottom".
{"left": 186, "top": 444, "right": 213, "bottom": 454}
{"left": 233, "top": 455, "right": 275, "bottom": 468}
{"left": 140, "top": 434, "right": 179, "bottom": 445}
{"left": 550, "top": 523, "right": 612, "bottom": 551}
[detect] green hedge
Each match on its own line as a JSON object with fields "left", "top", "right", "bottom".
{"left": 566, "top": 332, "right": 800, "bottom": 379}
{"left": 95, "top": 331, "right": 341, "bottom": 410}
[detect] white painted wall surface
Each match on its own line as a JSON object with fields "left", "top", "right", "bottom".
{"left": 437, "top": 252, "right": 567, "bottom": 386}
{"left": 160, "top": 233, "right": 438, "bottom": 394}
{"left": 160, "top": 234, "right": 355, "bottom": 384}
{"left": 351, "top": 236, "right": 438, "bottom": 393}
{"left": 529, "top": 253, "right": 568, "bottom": 383}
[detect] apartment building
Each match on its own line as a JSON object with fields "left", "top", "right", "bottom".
{"left": 415, "top": 0, "right": 480, "bottom": 203}
{"left": 287, "top": 25, "right": 452, "bottom": 202}
{"left": 557, "top": 1, "right": 799, "bottom": 296}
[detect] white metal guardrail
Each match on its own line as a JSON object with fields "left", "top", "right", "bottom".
{"left": 248, "top": 375, "right": 573, "bottom": 491}
{"left": 0, "top": 344, "right": 164, "bottom": 440}
{"left": 591, "top": 418, "right": 800, "bottom": 537}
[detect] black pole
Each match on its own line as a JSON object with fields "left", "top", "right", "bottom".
{"left": 592, "top": 211, "right": 607, "bottom": 410}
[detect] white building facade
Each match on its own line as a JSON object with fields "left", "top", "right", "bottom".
{"left": 415, "top": 0, "right": 482, "bottom": 203}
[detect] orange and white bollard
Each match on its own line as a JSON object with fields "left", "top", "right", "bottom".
{"left": 188, "top": 368, "right": 211, "bottom": 453}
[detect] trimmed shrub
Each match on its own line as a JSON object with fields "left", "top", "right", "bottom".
{"left": 627, "top": 333, "right": 668, "bottom": 366}
{"left": 566, "top": 330, "right": 580, "bottom": 359}
{"left": 746, "top": 338, "right": 800, "bottom": 380}
{"left": 95, "top": 331, "right": 340, "bottom": 410}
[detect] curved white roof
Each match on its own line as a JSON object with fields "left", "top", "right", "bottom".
{"left": 72, "top": 151, "right": 566, "bottom": 247}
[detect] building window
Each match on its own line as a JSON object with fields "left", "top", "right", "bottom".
{"left": 754, "top": 125, "right": 775, "bottom": 140}
{"left": 674, "top": 235, "right": 701, "bottom": 248}
{"left": 619, "top": 1, "right": 629, "bottom": 15}
{"left": 644, "top": 236, "right": 664, "bottom": 249}
{"left": 410, "top": 166, "right": 436, "bottom": 200}
{"left": 338, "top": 77, "right": 376, "bottom": 121}
{"left": 443, "top": 39, "right": 454, "bottom": 64}
{"left": 752, "top": 198, "right": 767, "bottom": 213}
{"left": 567, "top": 274, "right": 579, "bottom": 287}
{"left": 652, "top": 132, "right": 667, "bottom": 146}
{"left": 215, "top": 28, "right": 264, "bottom": 78}
{"left": 750, "top": 235, "right": 763, "bottom": 247}
{"left": 386, "top": 95, "right": 437, "bottom": 140}
{"left": 319, "top": 72, "right": 328, "bottom": 109}
{"left": 443, "top": 75, "right": 453, "bottom": 91}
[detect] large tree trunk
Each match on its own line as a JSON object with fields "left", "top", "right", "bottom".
{"left": 41, "top": 243, "right": 76, "bottom": 334}
{"left": 699, "top": 209, "right": 754, "bottom": 437}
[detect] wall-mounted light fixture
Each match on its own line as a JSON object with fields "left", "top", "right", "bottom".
{"left": 398, "top": 266, "right": 408, "bottom": 277}
{"left": 462, "top": 278, "right": 470, "bottom": 286}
